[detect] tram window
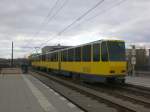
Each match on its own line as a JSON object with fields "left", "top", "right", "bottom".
{"left": 39, "top": 55, "right": 42, "bottom": 61}
{"left": 52, "top": 52, "right": 58, "bottom": 61}
{"left": 52, "top": 53, "right": 55, "bottom": 61}
{"left": 62, "top": 50, "right": 68, "bottom": 61}
{"left": 65, "top": 50, "right": 68, "bottom": 61}
{"left": 107, "top": 41, "right": 125, "bottom": 61}
{"left": 82, "top": 45, "right": 91, "bottom": 61}
{"left": 61, "top": 51, "right": 63, "bottom": 61}
{"left": 49, "top": 54, "right": 51, "bottom": 61}
{"left": 37, "top": 56, "right": 38, "bottom": 61}
{"left": 101, "top": 42, "right": 108, "bottom": 61}
{"left": 93, "top": 44, "right": 100, "bottom": 61}
{"left": 34, "top": 57, "right": 36, "bottom": 61}
{"left": 45, "top": 54, "right": 48, "bottom": 61}
{"left": 48, "top": 54, "right": 51, "bottom": 61}
{"left": 53, "top": 53, "right": 55, "bottom": 61}
{"left": 50, "top": 54, "right": 52, "bottom": 61}
{"left": 68, "top": 49, "right": 74, "bottom": 61}
{"left": 75, "top": 47, "right": 81, "bottom": 61}
{"left": 55, "top": 52, "right": 58, "bottom": 61}
{"left": 51, "top": 53, "right": 54, "bottom": 61}
{"left": 37, "top": 56, "right": 39, "bottom": 61}
{"left": 38, "top": 56, "right": 39, "bottom": 61}
{"left": 42, "top": 55, "right": 46, "bottom": 61}
{"left": 39, "top": 56, "right": 41, "bottom": 61}
{"left": 36, "top": 56, "right": 38, "bottom": 61}
{"left": 67, "top": 50, "right": 69, "bottom": 61}
{"left": 38, "top": 56, "right": 40, "bottom": 61}
{"left": 58, "top": 51, "right": 61, "bottom": 61}
{"left": 52, "top": 53, "right": 56, "bottom": 61}
{"left": 62, "top": 51, "right": 65, "bottom": 61}
{"left": 40, "top": 55, "right": 43, "bottom": 61}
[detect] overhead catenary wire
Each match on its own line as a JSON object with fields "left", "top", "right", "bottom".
{"left": 29, "top": 0, "right": 105, "bottom": 53}
{"left": 58, "top": 0, "right": 105, "bottom": 35}
{"left": 29, "top": 0, "right": 126, "bottom": 55}
{"left": 41, "top": 0, "right": 105, "bottom": 45}
{"left": 25, "top": 0, "right": 68, "bottom": 52}
{"left": 75, "top": 0, "right": 126, "bottom": 27}
{"left": 48, "top": 0, "right": 126, "bottom": 45}
{"left": 26, "top": 0, "right": 68, "bottom": 48}
{"left": 45, "top": 0, "right": 69, "bottom": 25}
{"left": 33, "top": 0, "right": 60, "bottom": 38}
{"left": 24, "top": 0, "right": 60, "bottom": 52}
{"left": 27, "top": 1, "right": 69, "bottom": 54}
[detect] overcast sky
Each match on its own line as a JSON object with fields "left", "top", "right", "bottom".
{"left": 0, "top": 0, "right": 149, "bottom": 58}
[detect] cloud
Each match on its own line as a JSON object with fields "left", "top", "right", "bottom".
{"left": 0, "top": 0, "right": 150, "bottom": 58}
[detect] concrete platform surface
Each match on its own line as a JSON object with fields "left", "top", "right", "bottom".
{"left": 1, "top": 68, "right": 22, "bottom": 74}
{"left": 126, "top": 76, "right": 150, "bottom": 88}
{"left": 0, "top": 74, "right": 83, "bottom": 112}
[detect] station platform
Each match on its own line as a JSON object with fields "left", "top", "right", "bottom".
{"left": 0, "top": 73, "right": 83, "bottom": 112}
{"left": 126, "top": 76, "right": 150, "bottom": 88}
{"left": 1, "top": 68, "right": 22, "bottom": 74}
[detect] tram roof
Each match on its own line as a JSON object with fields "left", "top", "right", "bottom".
{"left": 31, "top": 39, "right": 124, "bottom": 58}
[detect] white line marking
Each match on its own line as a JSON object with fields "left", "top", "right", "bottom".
{"left": 79, "top": 111, "right": 84, "bottom": 112}
{"left": 59, "top": 97, "right": 67, "bottom": 101}
{"left": 49, "top": 89, "right": 54, "bottom": 92}
{"left": 23, "top": 75, "right": 58, "bottom": 112}
{"left": 42, "top": 84, "right": 49, "bottom": 89}
{"left": 67, "top": 103, "right": 76, "bottom": 108}
{"left": 54, "top": 92, "right": 59, "bottom": 96}
{"left": 45, "top": 86, "right": 49, "bottom": 89}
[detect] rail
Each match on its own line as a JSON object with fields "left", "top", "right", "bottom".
{"left": 30, "top": 70, "right": 150, "bottom": 112}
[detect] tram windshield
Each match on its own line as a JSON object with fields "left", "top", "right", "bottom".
{"left": 107, "top": 41, "right": 126, "bottom": 61}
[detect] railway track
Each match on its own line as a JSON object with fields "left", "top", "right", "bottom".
{"left": 81, "top": 82, "right": 150, "bottom": 108}
{"left": 29, "top": 70, "right": 150, "bottom": 112}
{"left": 134, "top": 71, "right": 150, "bottom": 78}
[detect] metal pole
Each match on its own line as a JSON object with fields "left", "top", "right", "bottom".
{"left": 131, "top": 45, "right": 136, "bottom": 77}
{"left": 132, "top": 63, "right": 135, "bottom": 76}
{"left": 11, "top": 41, "right": 13, "bottom": 67}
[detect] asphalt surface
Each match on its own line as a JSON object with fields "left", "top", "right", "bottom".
{"left": 0, "top": 68, "right": 150, "bottom": 112}
{"left": 126, "top": 76, "right": 150, "bottom": 88}
{"left": 0, "top": 73, "right": 83, "bottom": 112}
{"left": 1, "top": 68, "right": 22, "bottom": 74}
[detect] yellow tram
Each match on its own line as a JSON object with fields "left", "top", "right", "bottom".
{"left": 30, "top": 40, "right": 127, "bottom": 83}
